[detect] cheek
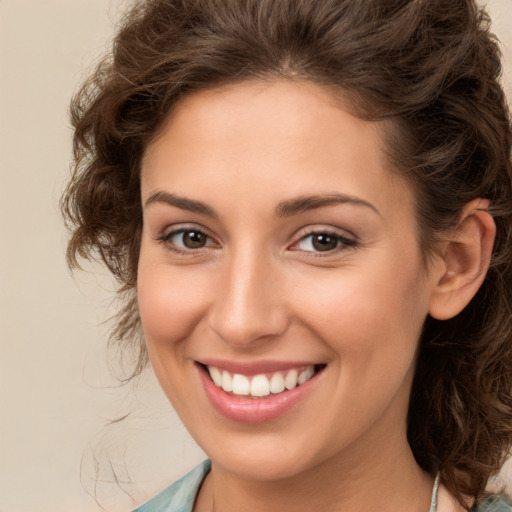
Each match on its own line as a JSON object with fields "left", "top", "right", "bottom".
{"left": 137, "top": 258, "right": 212, "bottom": 348}
{"left": 292, "top": 257, "right": 429, "bottom": 365}
{"left": 136, "top": 254, "right": 216, "bottom": 410}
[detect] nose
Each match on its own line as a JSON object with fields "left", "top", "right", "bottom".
{"left": 208, "top": 249, "right": 289, "bottom": 348}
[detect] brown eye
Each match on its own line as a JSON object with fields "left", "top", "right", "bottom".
{"left": 161, "top": 228, "right": 215, "bottom": 252}
{"left": 311, "top": 233, "right": 338, "bottom": 252}
{"left": 181, "top": 230, "right": 207, "bottom": 249}
{"left": 293, "top": 230, "right": 356, "bottom": 254}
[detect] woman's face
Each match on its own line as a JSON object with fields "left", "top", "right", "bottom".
{"left": 138, "top": 80, "right": 442, "bottom": 480}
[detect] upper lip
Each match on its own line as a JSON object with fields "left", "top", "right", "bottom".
{"left": 196, "top": 358, "right": 325, "bottom": 376}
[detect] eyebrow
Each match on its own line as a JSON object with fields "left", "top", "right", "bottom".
{"left": 145, "top": 191, "right": 218, "bottom": 218}
{"left": 144, "top": 191, "right": 380, "bottom": 218}
{"left": 275, "top": 193, "right": 380, "bottom": 217}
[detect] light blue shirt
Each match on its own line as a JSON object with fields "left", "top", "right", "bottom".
{"left": 133, "top": 460, "right": 211, "bottom": 512}
{"left": 132, "top": 460, "right": 512, "bottom": 512}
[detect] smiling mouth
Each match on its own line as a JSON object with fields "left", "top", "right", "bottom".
{"left": 201, "top": 364, "right": 326, "bottom": 399}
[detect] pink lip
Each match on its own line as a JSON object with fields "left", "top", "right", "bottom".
{"left": 197, "top": 358, "right": 321, "bottom": 376}
{"left": 197, "top": 363, "right": 324, "bottom": 424}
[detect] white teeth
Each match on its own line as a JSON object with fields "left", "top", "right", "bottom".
{"left": 251, "top": 374, "right": 270, "bottom": 397}
{"left": 207, "top": 365, "right": 317, "bottom": 397}
{"left": 284, "top": 369, "right": 298, "bottom": 390}
{"left": 208, "top": 366, "right": 222, "bottom": 387}
{"left": 232, "top": 374, "right": 250, "bottom": 395}
{"left": 221, "top": 370, "right": 233, "bottom": 392}
{"left": 298, "top": 366, "right": 314, "bottom": 385}
{"left": 269, "top": 372, "right": 285, "bottom": 394}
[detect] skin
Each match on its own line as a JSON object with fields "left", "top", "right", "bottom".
{"left": 137, "top": 80, "right": 487, "bottom": 511}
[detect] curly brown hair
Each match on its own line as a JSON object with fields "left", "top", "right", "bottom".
{"left": 61, "top": 0, "right": 512, "bottom": 508}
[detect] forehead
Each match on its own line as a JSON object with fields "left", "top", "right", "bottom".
{"left": 141, "top": 80, "right": 413, "bottom": 223}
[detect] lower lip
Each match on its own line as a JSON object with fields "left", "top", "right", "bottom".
{"left": 197, "top": 365, "right": 322, "bottom": 424}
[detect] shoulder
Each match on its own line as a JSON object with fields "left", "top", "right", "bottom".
{"left": 131, "top": 460, "right": 211, "bottom": 512}
{"left": 473, "top": 495, "right": 512, "bottom": 512}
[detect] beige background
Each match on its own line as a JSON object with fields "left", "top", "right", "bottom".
{"left": 1, "top": 1, "right": 511, "bottom": 511}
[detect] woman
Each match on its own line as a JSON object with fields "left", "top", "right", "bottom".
{"left": 61, "top": 0, "right": 512, "bottom": 510}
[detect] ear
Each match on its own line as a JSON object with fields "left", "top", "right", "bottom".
{"left": 428, "top": 199, "right": 496, "bottom": 321}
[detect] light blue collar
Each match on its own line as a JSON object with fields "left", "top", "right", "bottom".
{"left": 429, "top": 474, "right": 440, "bottom": 512}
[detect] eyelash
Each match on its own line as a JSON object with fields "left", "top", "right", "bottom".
{"left": 156, "top": 227, "right": 357, "bottom": 257}
{"left": 156, "top": 228, "right": 218, "bottom": 256}
{"left": 290, "top": 230, "right": 357, "bottom": 256}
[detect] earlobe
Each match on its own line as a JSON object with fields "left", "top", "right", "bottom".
{"left": 428, "top": 199, "right": 496, "bottom": 321}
